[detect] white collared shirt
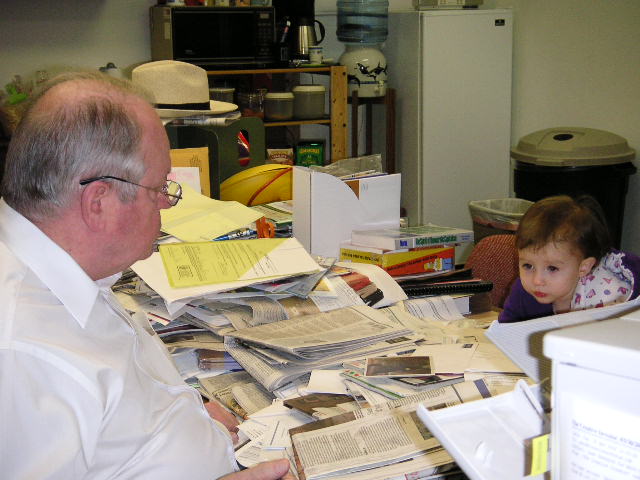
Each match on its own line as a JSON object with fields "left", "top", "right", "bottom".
{"left": 0, "top": 200, "right": 238, "bottom": 479}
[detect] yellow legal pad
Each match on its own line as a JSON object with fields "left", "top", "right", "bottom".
{"left": 159, "top": 238, "right": 319, "bottom": 288}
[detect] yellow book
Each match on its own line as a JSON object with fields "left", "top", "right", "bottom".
{"left": 340, "top": 244, "right": 455, "bottom": 277}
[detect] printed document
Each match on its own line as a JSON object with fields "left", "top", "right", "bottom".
{"left": 159, "top": 238, "right": 321, "bottom": 288}
{"left": 160, "top": 183, "right": 262, "bottom": 242}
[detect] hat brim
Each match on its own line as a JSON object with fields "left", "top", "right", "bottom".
{"left": 156, "top": 100, "right": 237, "bottom": 119}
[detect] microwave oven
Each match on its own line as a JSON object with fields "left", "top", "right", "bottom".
{"left": 150, "top": 6, "right": 275, "bottom": 69}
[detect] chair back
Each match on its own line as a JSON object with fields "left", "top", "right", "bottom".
{"left": 464, "top": 234, "right": 519, "bottom": 308}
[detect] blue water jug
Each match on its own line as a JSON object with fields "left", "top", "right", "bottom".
{"left": 337, "top": 0, "right": 389, "bottom": 45}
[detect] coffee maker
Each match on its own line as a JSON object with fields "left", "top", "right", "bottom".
{"left": 273, "top": 0, "right": 325, "bottom": 60}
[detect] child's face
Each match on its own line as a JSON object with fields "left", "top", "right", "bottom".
{"left": 518, "top": 241, "right": 596, "bottom": 310}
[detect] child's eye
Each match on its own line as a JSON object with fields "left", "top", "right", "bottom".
{"left": 547, "top": 266, "right": 559, "bottom": 272}
{"left": 521, "top": 263, "right": 532, "bottom": 271}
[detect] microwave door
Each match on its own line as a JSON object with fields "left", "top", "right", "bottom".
{"left": 172, "top": 10, "right": 257, "bottom": 65}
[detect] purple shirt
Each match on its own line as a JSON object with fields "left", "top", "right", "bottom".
{"left": 499, "top": 249, "right": 640, "bottom": 323}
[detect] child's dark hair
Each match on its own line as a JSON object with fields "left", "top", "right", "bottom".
{"left": 516, "top": 195, "right": 612, "bottom": 260}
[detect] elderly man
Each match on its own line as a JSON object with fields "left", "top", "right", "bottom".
{"left": 0, "top": 72, "right": 292, "bottom": 480}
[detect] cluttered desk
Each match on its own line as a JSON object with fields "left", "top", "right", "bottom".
{"left": 116, "top": 136, "right": 640, "bottom": 479}
{"left": 108, "top": 142, "right": 549, "bottom": 480}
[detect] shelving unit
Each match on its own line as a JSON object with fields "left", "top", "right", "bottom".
{"left": 205, "top": 65, "right": 347, "bottom": 162}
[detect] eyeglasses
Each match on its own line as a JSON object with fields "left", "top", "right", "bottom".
{"left": 79, "top": 175, "right": 182, "bottom": 206}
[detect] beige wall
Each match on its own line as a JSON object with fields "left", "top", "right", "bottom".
{"left": 497, "top": 0, "right": 640, "bottom": 253}
{"left": 2, "top": 0, "right": 638, "bottom": 252}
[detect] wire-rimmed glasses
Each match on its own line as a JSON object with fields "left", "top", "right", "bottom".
{"left": 79, "top": 175, "right": 182, "bottom": 206}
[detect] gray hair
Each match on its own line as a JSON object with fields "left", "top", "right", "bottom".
{"left": 2, "top": 71, "right": 156, "bottom": 221}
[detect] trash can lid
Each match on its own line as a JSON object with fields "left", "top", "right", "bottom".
{"left": 511, "top": 127, "right": 636, "bottom": 167}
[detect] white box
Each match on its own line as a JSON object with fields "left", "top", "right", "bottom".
{"left": 292, "top": 167, "right": 401, "bottom": 258}
{"left": 544, "top": 313, "right": 640, "bottom": 479}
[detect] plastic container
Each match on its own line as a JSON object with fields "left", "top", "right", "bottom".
{"left": 264, "top": 92, "right": 294, "bottom": 121}
{"left": 292, "top": 85, "right": 325, "bottom": 119}
{"left": 468, "top": 198, "right": 534, "bottom": 243}
{"left": 337, "top": 0, "right": 389, "bottom": 44}
{"left": 237, "top": 91, "right": 264, "bottom": 118}
{"left": 511, "top": 127, "right": 637, "bottom": 248}
{"left": 209, "top": 87, "right": 235, "bottom": 103}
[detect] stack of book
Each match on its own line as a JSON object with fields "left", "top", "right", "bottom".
{"left": 341, "top": 224, "right": 474, "bottom": 278}
{"left": 397, "top": 267, "right": 494, "bottom": 313}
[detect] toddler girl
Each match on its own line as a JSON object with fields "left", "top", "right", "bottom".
{"left": 499, "top": 195, "right": 640, "bottom": 323}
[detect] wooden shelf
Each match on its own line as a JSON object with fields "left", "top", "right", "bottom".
{"left": 205, "top": 65, "right": 347, "bottom": 162}
{"left": 205, "top": 66, "right": 336, "bottom": 76}
{"left": 264, "top": 117, "right": 330, "bottom": 127}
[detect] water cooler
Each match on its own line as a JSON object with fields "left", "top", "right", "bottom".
{"left": 337, "top": 0, "right": 389, "bottom": 98}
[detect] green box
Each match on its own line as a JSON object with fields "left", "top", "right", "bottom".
{"left": 296, "top": 140, "right": 324, "bottom": 167}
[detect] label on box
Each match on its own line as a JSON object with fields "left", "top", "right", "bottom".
{"left": 296, "top": 145, "right": 324, "bottom": 167}
{"left": 267, "top": 148, "right": 294, "bottom": 165}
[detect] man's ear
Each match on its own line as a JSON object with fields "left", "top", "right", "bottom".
{"left": 79, "top": 181, "right": 112, "bottom": 231}
{"left": 579, "top": 256, "right": 597, "bottom": 277}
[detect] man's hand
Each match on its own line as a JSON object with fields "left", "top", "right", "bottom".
{"left": 204, "top": 400, "right": 240, "bottom": 443}
{"left": 219, "top": 459, "right": 295, "bottom": 480}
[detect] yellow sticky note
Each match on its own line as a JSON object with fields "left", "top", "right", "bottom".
{"left": 530, "top": 433, "right": 550, "bottom": 476}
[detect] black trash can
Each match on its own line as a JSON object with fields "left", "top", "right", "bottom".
{"left": 512, "top": 127, "right": 636, "bottom": 248}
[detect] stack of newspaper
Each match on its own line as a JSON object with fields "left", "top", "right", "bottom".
{"left": 224, "top": 306, "right": 417, "bottom": 391}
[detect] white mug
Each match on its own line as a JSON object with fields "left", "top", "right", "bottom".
{"left": 309, "top": 46, "right": 323, "bottom": 64}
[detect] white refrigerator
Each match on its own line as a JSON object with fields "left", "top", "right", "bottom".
{"left": 383, "top": 9, "right": 513, "bottom": 259}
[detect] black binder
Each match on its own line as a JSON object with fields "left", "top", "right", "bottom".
{"left": 400, "top": 279, "right": 494, "bottom": 298}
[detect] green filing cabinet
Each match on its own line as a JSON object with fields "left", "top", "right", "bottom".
{"left": 165, "top": 117, "right": 266, "bottom": 199}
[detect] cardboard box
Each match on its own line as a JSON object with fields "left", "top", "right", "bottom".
{"left": 293, "top": 167, "right": 401, "bottom": 258}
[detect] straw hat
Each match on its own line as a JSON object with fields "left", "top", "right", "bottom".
{"left": 131, "top": 60, "right": 237, "bottom": 118}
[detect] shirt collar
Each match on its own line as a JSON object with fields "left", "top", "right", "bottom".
{"left": 0, "top": 199, "right": 111, "bottom": 327}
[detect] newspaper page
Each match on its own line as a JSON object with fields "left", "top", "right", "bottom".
{"left": 225, "top": 337, "right": 312, "bottom": 391}
{"left": 231, "top": 382, "right": 275, "bottom": 416}
{"left": 308, "top": 275, "right": 366, "bottom": 312}
{"left": 227, "top": 305, "right": 411, "bottom": 359}
{"left": 279, "top": 296, "right": 323, "bottom": 318}
{"left": 246, "top": 333, "right": 422, "bottom": 367}
{"left": 160, "top": 330, "right": 222, "bottom": 351}
{"left": 403, "top": 296, "right": 465, "bottom": 322}
{"left": 198, "top": 370, "right": 254, "bottom": 402}
{"left": 291, "top": 408, "right": 439, "bottom": 479}
{"left": 351, "top": 379, "right": 493, "bottom": 418}
{"left": 318, "top": 448, "right": 454, "bottom": 480}
{"left": 221, "top": 296, "right": 289, "bottom": 326}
